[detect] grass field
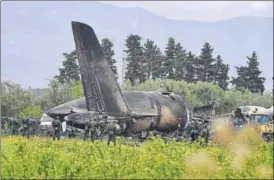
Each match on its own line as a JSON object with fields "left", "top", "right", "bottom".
{"left": 1, "top": 127, "right": 273, "bottom": 179}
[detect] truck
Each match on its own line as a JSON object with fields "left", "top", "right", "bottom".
{"left": 249, "top": 107, "right": 273, "bottom": 142}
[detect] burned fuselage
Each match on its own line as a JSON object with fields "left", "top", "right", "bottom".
{"left": 46, "top": 21, "right": 189, "bottom": 135}
{"left": 46, "top": 90, "right": 188, "bottom": 133}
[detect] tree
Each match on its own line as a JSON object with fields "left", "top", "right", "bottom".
{"left": 174, "top": 43, "right": 187, "bottom": 81}
{"left": 214, "top": 55, "right": 230, "bottom": 90}
{"left": 184, "top": 51, "right": 197, "bottom": 83}
{"left": 143, "top": 39, "right": 163, "bottom": 80}
{"left": 101, "top": 38, "right": 118, "bottom": 77}
{"left": 231, "top": 66, "right": 249, "bottom": 91}
{"left": 20, "top": 105, "right": 43, "bottom": 119}
{"left": 124, "top": 34, "right": 143, "bottom": 86}
{"left": 231, "top": 51, "right": 265, "bottom": 94}
{"left": 152, "top": 54, "right": 165, "bottom": 81}
{"left": 245, "top": 51, "right": 265, "bottom": 94}
{"left": 71, "top": 80, "right": 84, "bottom": 99}
{"left": 163, "top": 37, "right": 176, "bottom": 79}
{"left": 55, "top": 50, "right": 80, "bottom": 84}
{"left": 33, "top": 96, "right": 50, "bottom": 112}
{"left": 197, "top": 42, "right": 216, "bottom": 83}
{"left": 1, "top": 82, "right": 32, "bottom": 118}
{"left": 45, "top": 78, "right": 73, "bottom": 108}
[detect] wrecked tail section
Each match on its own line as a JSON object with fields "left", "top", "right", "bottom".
{"left": 71, "top": 21, "right": 131, "bottom": 117}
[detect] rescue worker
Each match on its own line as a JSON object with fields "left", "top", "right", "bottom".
{"left": 22, "top": 115, "right": 30, "bottom": 138}
{"left": 90, "top": 119, "right": 98, "bottom": 142}
{"left": 9, "top": 117, "right": 19, "bottom": 135}
{"left": 176, "top": 117, "right": 184, "bottom": 142}
{"left": 84, "top": 120, "right": 91, "bottom": 141}
{"left": 84, "top": 120, "right": 96, "bottom": 142}
{"left": 190, "top": 120, "right": 199, "bottom": 143}
{"left": 1, "top": 118, "right": 6, "bottom": 131}
{"left": 15, "top": 118, "right": 21, "bottom": 135}
{"left": 7, "top": 118, "right": 12, "bottom": 134}
{"left": 107, "top": 120, "right": 117, "bottom": 146}
{"left": 33, "top": 120, "right": 41, "bottom": 136}
{"left": 69, "top": 126, "right": 76, "bottom": 138}
{"left": 124, "top": 115, "right": 133, "bottom": 137}
{"left": 52, "top": 116, "right": 62, "bottom": 141}
{"left": 184, "top": 119, "right": 193, "bottom": 139}
{"left": 200, "top": 121, "right": 210, "bottom": 146}
{"left": 177, "top": 117, "right": 184, "bottom": 136}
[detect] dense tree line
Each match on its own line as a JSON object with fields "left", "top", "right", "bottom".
{"left": 123, "top": 35, "right": 265, "bottom": 93}
{"left": 54, "top": 33, "right": 265, "bottom": 93}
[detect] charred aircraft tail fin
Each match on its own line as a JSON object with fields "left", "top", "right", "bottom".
{"left": 71, "top": 21, "right": 131, "bottom": 117}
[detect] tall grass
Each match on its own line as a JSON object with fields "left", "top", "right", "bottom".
{"left": 2, "top": 123, "right": 273, "bottom": 179}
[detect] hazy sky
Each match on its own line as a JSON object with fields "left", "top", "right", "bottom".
{"left": 102, "top": 1, "right": 273, "bottom": 21}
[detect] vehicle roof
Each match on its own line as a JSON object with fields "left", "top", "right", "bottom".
{"left": 40, "top": 113, "right": 54, "bottom": 122}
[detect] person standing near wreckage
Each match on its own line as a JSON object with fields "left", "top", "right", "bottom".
{"left": 90, "top": 121, "right": 97, "bottom": 142}
{"left": 22, "top": 115, "right": 30, "bottom": 138}
{"left": 107, "top": 120, "right": 117, "bottom": 146}
{"left": 1, "top": 118, "right": 6, "bottom": 131}
{"left": 176, "top": 117, "right": 185, "bottom": 142}
{"left": 177, "top": 117, "right": 185, "bottom": 136}
{"left": 84, "top": 120, "right": 91, "bottom": 141}
{"left": 200, "top": 120, "right": 210, "bottom": 146}
{"left": 190, "top": 119, "right": 199, "bottom": 143}
{"left": 52, "top": 116, "right": 62, "bottom": 140}
{"left": 84, "top": 120, "right": 96, "bottom": 142}
{"left": 8, "top": 118, "right": 16, "bottom": 135}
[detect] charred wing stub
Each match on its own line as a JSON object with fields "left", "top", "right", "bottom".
{"left": 71, "top": 21, "right": 131, "bottom": 117}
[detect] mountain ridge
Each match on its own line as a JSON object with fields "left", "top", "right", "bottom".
{"left": 1, "top": 2, "right": 273, "bottom": 90}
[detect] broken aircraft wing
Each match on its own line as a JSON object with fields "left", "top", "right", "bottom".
{"left": 71, "top": 21, "right": 131, "bottom": 117}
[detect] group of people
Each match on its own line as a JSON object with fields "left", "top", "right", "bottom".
{"left": 2, "top": 112, "right": 211, "bottom": 146}
{"left": 50, "top": 114, "right": 118, "bottom": 145}
{"left": 83, "top": 116, "right": 118, "bottom": 146}
{"left": 182, "top": 117, "right": 211, "bottom": 146}
{"left": 1, "top": 115, "right": 41, "bottom": 138}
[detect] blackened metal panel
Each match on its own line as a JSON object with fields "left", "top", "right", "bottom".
{"left": 71, "top": 22, "right": 98, "bottom": 112}
{"left": 123, "top": 91, "right": 158, "bottom": 115}
{"left": 71, "top": 21, "right": 130, "bottom": 116}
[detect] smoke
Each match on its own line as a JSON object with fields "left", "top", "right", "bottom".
{"left": 212, "top": 119, "right": 234, "bottom": 144}
{"left": 184, "top": 118, "right": 269, "bottom": 177}
{"left": 229, "top": 143, "right": 251, "bottom": 170}
{"left": 255, "top": 165, "right": 273, "bottom": 179}
{"left": 185, "top": 150, "right": 220, "bottom": 178}
{"left": 211, "top": 119, "right": 265, "bottom": 171}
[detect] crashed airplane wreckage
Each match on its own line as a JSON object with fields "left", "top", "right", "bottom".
{"left": 46, "top": 21, "right": 192, "bottom": 138}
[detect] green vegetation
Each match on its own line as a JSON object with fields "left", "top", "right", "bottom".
{"left": 1, "top": 80, "right": 73, "bottom": 120}
{"left": 1, "top": 135, "right": 273, "bottom": 179}
{"left": 124, "top": 80, "right": 273, "bottom": 114}
{"left": 70, "top": 79, "right": 272, "bottom": 115}
{"left": 2, "top": 78, "right": 271, "bottom": 120}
